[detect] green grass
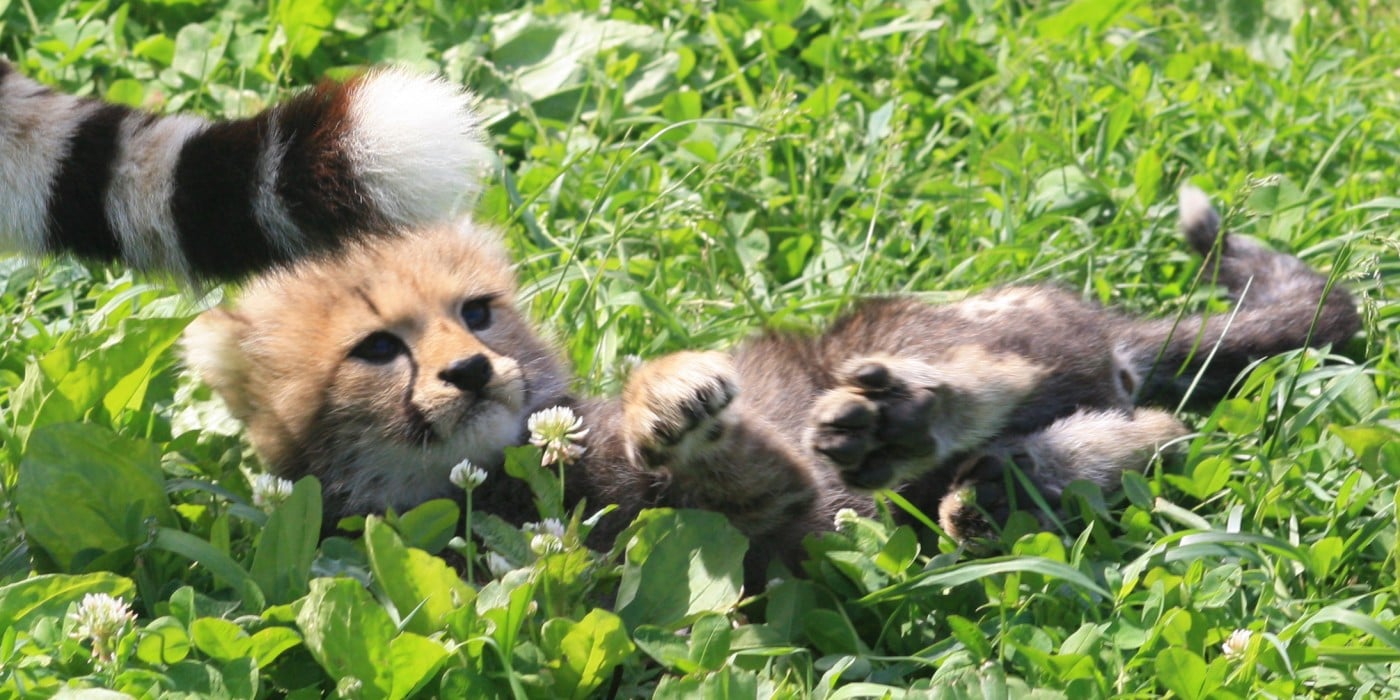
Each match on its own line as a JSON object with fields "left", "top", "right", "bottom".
{"left": 3, "top": 0, "right": 1399, "bottom": 697}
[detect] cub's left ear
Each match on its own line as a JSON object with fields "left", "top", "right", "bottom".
{"left": 182, "top": 308, "right": 257, "bottom": 420}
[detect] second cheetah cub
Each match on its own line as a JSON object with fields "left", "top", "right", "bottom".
{"left": 184, "top": 187, "right": 1359, "bottom": 577}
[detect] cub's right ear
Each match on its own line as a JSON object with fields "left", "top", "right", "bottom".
{"left": 182, "top": 309, "right": 257, "bottom": 420}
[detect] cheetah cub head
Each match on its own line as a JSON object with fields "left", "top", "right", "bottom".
{"left": 182, "top": 221, "right": 568, "bottom": 518}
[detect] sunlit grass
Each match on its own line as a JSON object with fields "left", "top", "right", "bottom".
{"left": 2, "top": 0, "right": 1398, "bottom": 696}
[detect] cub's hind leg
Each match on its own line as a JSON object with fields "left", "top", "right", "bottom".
{"left": 936, "top": 407, "right": 1188, "bottom": 542}
{"left": 619, "top": 351, "right": 825, "bottom": 541}
{"left": 808, "top": 346, "right": 1045, "bottom": 490}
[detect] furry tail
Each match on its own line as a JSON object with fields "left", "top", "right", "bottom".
{"left": 0, "top": 61, "right": 490, "bottom": 281}
{"left": 1123, "top": 185, "right": 1360, "bottom": 408}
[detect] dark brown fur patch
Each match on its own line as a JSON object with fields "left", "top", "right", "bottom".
{"left": 46, "top": 103, "right": 127, "bottom": 261}
{"left": 172, "top": 114, "right": 276, "bottom": 277}
{"left": 275, "top": 77, "right": 382, "bottom": 248}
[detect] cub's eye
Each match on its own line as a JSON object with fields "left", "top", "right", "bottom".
{"left": 349, "top": 331, "right": 406, "bottom": 364}
{"left": 461, "top": 298, "right": 493, "bottom": 331}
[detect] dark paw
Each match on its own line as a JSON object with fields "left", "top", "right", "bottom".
{"left": 809, "top": 358, "right": 941, "bottom": 489}
{"left": 938, "top": 452, "right": 1056, "bottom": 544}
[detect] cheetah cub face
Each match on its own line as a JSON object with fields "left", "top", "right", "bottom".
{"left": 183, "top": 223, "right": 569, "bottom": 515}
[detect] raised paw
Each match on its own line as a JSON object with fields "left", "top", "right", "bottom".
{"left": 809, "top": 349, "right": 1044, "bottom": 491}
{"left": 808, "top": 357, "right": 942, "bottom": 490}
{"left": 937, "top": 452, "right": 1044, "bottom": 546}
{"left": 622, "top": 351, "right": 739, "bottom": 469}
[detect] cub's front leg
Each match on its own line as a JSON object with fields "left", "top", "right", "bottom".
{"left": 808, "top": 346, "right": 1046, "bottom": 490}
{"left": 621, "top": 351, "right": 824, "bottom": 539}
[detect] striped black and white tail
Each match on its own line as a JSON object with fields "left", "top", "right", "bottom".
{"left": 0, "top": 61, "right": 491, "bottom": 281}
{"left": 1123, "top": 186, "right": 1361, "bottom": 409}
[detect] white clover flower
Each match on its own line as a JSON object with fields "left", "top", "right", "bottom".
{"left": 530, "top": 533, "right": 564, "bottom": 556}
{"left": 833, "top": 508, "right": 861, "bottom": 534}
{"left": 449, "top": 458, "right": 488, "bottom": 490}
{"left": 524, "top": 518, "right": 566, "bottom": 539}
{"left": 485, "top": 552, "right": 516, "bottom": 578}
{"left": 69, "top": 593, "right": 135, "bottom": 662}
{"left": 528, "top": 406, "right": 589, "bottom": 466}
{"left": 1221, "top": 629, "right": 1252, "bottom": 660}
{"left": 250, "top": 473, "right": 294, "bottom": 509}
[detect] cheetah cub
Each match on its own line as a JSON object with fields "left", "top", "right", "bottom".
{"left": 183, "top": 187, "right": 1358, "bottom": 576}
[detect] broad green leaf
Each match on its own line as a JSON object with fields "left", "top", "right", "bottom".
{"left": 99, "top": 317, "right": 189, "bottom": 417}
{"left": 825, "top": 551, "right": 886, "bottom": 593}
{"left": 662, "top": 90, "right": 701, "bottom": 122}
{"left": 1330, "top": 424, "right": 1399, "bottom": 474}
{"left": 1308, "top": 537, "right": 1344, "bottom": 579}
{"left": 132, "top": 33, "right": 174, "bottom": 64}
{"left": 875, "top": 525, "right": 919, "bottom": 575}
{"left": 490, "top": 12, "right": 658, "bottom": 106}
{"left": 0, "top": 572, "right": 135, "bottom": 632}
{"left": 395, "top": 499, "right": 459, "bottom": 554}
{"left": 172, "top": 23, "right": 220, "bottom": 80}
{"left": 191, "top": 617, "right": 251, "bottom": 662}
{"left": 615, "top": 509, "right": 746, "bottom": 629}
{"left": 275, "top": 0, "right": 341, "bottom": 59}
{"left": 364, "top": 517, "right": 474, "bottom": 635}
{"left": 165, "top": 658, "right": 255, "bottom": 700}
{"left": 686, "top": 612, "right": 732, "bottom": 672}
{"left": 438, "top": 665, "right": 502, "bottom": 698}
{"left": 802, "top": 608, "right": 862, "bottom": 656}
{"left": 364, "top": 26, "right": 431, "bottom": 66}
{"left": 220, "top": 657, "right": 258, "bottom": 700}
{"left": 1036, "top": 0, "right": 1139, "bottom": 39}
{"left": 104, "top": 79, "right": 144, "bottom": 107}
{"left": 1120, "top": 470, "right": 1154, "bottom": 509}
{"left": 17, "top": 423, "right": 174, "bottom": 572}
{"left": 1135, "top": 148, "right": 1162, "bottom": 205}
{"left": 653, "top": 666, "right": 761, "bottom": 699}
{"left": 297, "top": 578, "right": 394, "bottom": 699}
{"left": 1186, "top": 456, "right": 1232, "bottom": 499}
{"left": 633, "top": 625, "right": 696, "bottom": 673}
{"left": 763, "top": 579, "right": 818, "bottom": 642}
{"left": 387, "top": 632, "right": 451, "bottom": 700}
{"left": 476, "top": 570, "right": 536, "bottom": 654}
{"left": 136, "top": 616, "right": 191, "bottom": 665}
{"left": 249, "top": 477, "right": 321, "bottom": 606}
{"left": 556, "top": 608, "right": 634, "bottom": 699}
{"left": 1029, "top": 166, "right": 1107, "bottom": 215}
{"left": 248, "top": 627, "right": 302, "bottom": 668}
{"left": 1154, "top": 648, "right": 1210, "bottom": 700}
{"left": 947, "top": 615, "right": 993, "bottom": 661}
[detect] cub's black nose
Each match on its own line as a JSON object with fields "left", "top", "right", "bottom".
{"left": 439, "top": 354, "right": 493, "bottom": 393}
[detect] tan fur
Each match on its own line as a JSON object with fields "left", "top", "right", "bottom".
{"left": 185, "top": 221, "right": 566, "bottom": 516}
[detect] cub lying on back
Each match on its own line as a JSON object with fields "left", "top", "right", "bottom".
{"left": 183, "top": 187, "right": 1358, "bottom": 575}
